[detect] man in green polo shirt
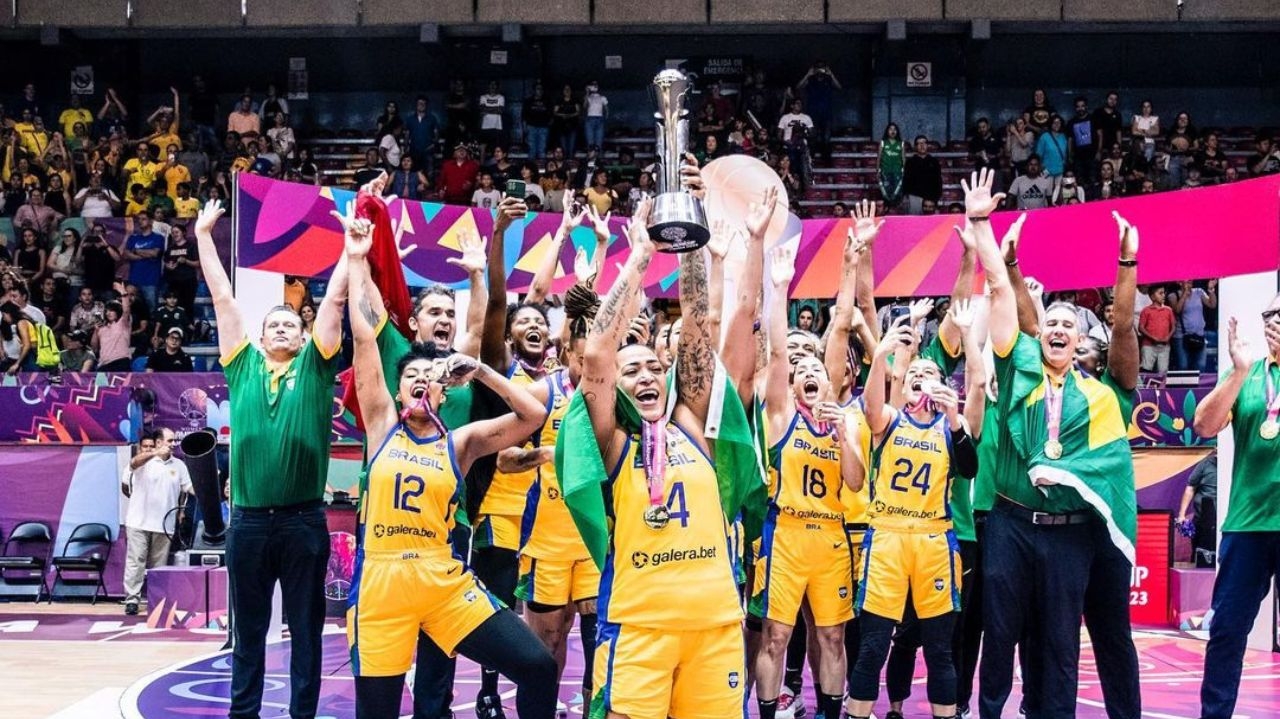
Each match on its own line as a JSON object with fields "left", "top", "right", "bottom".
{"left": 195, "top": 199, "right": 349, "bottom": 719}
{"left": 1193, "top": 300, "right": 1280, "bottom": 719}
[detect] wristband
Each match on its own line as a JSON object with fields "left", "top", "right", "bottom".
{"left": 1005, "top": 259, "right": 1019, "bottom": 268}
{"left": 1118, "top": 259, "right": 1137, "bottom": 267}
{"left": 968, "top": 216, "right": 991, "bottom": 223}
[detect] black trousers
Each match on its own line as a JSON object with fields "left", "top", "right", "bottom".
{"left": 1082, "top": 520, "right": 1142, "bottom": 719}
{"left": 226, "top": 502, "right": 331, "bottom": 719}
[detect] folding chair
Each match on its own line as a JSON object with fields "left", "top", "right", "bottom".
{"left": 0, "top": 522, "right": 53, "bottom": 602}
{"left": 49, "top": 522, "right": 114, "bottom": 604}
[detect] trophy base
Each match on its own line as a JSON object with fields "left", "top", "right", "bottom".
{"left": 649, "top": 192, "right": 710, "bottom": 253}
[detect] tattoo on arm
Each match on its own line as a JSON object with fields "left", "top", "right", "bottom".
{"left": 677, "top": 251, "right": 714, "bottom": 403}
{"left": 357, "top": 295, "right": 381, "bottom": 328}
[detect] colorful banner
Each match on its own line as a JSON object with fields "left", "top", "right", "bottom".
{"left": 235, "top": 173, "right": 1280, "bottom": 298}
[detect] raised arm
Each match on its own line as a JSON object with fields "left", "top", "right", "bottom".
{"left": 952, "top": 299, "right": 988, "bottom": 437}
{"left": 1194, "top": 317, "right": 1251, "bottom": 437}
{"left": 764, "top": 245, "right": 797, "bottom": 435}
{"left": 866, "top": 320, "right": 913, "bottom": 435}
{"left": 456, "top": 365, "right": 550, "bottom": 473}
{"left": 1108, "top": 212, "right": 1141, "bottom": 390}
{"left": 313, "top": 206, "right": 356, "bottom": 356}
{"left": 676, "top": 241, "right": 716, "bottom": 426}
{"left": 938, "top": 210, "right": 980, "bottom": 354}
{"left": 723, "top": 185, "right": 776, "bottom": 408}
{"left": 443, "top": 228, "right": 488, "bottom": 358}
{"left": 527, "top": 197, "right": 582, "bottom": 304}
{"left": 479, "top": 197, "right": 527, "bottom": 370}
{"left": 964, "top": 169, "right": 1016, "bottom": 353}
{"left": 705, "top": 220, "right": 730, "bottom": 348}
{"left": 193, "top": 200, "right": 243, "bottom": 358}
{"left": 825, "top": 201, "right": 877, "bottom": 396}
{"left": 995, "top": 214, "right": 1038, "bottom": 335}
{"left": 343, "top": 215, "right": 398, "bottom": 450}
{"left": 839, "top": 411, "right": 867, "bottom": 492}
{"left": 582, "top": 200, "right": 656, "bottom": 454}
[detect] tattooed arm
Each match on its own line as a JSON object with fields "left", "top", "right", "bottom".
{"left": 344, "top": 214, "right": 396, "bottom": 454}
{"left": 455, "top": 364, "right": 549, "bottom": 474}
{"left": 676, "top": 244, "right": 716, "bottom": 428}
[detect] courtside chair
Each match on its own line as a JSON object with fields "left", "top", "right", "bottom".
{"left": 48, "top": 522, "right": 114, "bottom": 604}
{"left": 0, "top": 521, "right": 53, "bottom": 602}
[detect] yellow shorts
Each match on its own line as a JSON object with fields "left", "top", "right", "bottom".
{"left": 856, "top": 527, "right": 961, "bottom": 621}
{"left": 474, "top": 514, "right": 521, "bottom": 551}
{"left": 515, "top": 554, "right": 601, "bottom": 608}
{"left": 752, "top": 515, "right": 854, "bottom": 627}
{"left": 347, "top": 550, "right": 501, "bottom": 676}
{"left": 594, "top": 621, "right": 745, "bottom": 719}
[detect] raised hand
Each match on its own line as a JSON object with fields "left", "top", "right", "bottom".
{"left": 949, "top": 298, "right": 975, "bottom": 335}
{"left": 1113, "top": 211, "right": 1139, "bottom": 261}
{"left": 844, "top": 226, "right": 870, "bottom": 267}
{"left": 493, "top": 196, "right": 529, "bottom": 236}
{"left": 770, "top": 244, "right": 796, "bottom": 290}
{"left": 1227, "top": 317, "right": 1252, "bottom": 372}
{"left": 195, "top": 200, "right": 224, "bottom": 237}
{"left": 679, "top": 152, "right": 706, "bottom": 199}
{"left": 625, "top": 197, "right": 657, "bottom": 258}
{"left": 707, "top": 220, "right": 739, "bottom": 262}
{"left": 908, "top": 297, "right": 935, "bottom": 325}
{"left": 573, "top": 246, "right": 598, "bottom": 286}
{"left": 445, "top": 229, "right": 487, "bottom": 275}
{"left": 960, "top": 167, "right": 1006, "bottom": 219}
{"left": 813, "top": 401, "right": 845, "bottom": 424}
{"left": 585, "top": 203, "right": 612, "bottom": 241}
{"left": 444, "top": 353, "right": 480, "bottom": 386}
{"left": 1025, "top": 276, "right": 1045, "bottom": 304}
{"left": 1000, "top": 212, "right": 1028, "bottom": 265}
{"left": 876, "top": 318, "right": 913, "bottom": 358}
{"left": 850, "top": 198, "right": 884, "bottom": 247}
{"left": 627, "top": 316, "right": 651, "bottom": 346}
{"left": 744, "top": 186, "right": 779, "bottom": 239}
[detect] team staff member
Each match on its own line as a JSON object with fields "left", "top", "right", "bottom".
{"left": 970, "top": 167, "right": 1141, "bottom": 719}
{"left": 754, "top": 237, "right": 867, "bottom": 719}
{"left": 195, "top": 198, "right": 349, "bottom": 719}
{"left": 1193, "top": 301, "right": 1280, "bottom": 719}
{"left": 846, "top": 308, "right": 979, "bottom": 719}
{"left": 342, "top": 213, "right": 556, "bottom": 719}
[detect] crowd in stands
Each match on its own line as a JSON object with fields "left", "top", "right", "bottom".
{"left": 2, "top": 69, "right": 1257, "bottom": 377}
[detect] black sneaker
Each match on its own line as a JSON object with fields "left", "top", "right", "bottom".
{"left": 125, "top": 601, "right": 139, "bottom": 616}
{"left": 476, "top": 694, "right": 506, "bottom": 719}
{"left": 885, "top": 712, "right": 905, "bottom": 719}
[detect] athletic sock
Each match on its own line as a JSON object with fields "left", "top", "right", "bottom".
{"left": 758, "top": 697, "right": 779, "bottom": 719}
{"left": 784, "top": 668, "right": 804, "bottom": 695}
{"left": 820, "top": 693, "right": 844, "bottom": 719}
{"left": 480, "top": 667, "right": 499, "bottom": 697}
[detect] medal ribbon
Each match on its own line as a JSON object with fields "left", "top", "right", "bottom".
{"left": 1265, "top": 362, "right": 1280, "bottom": 426}
{"left": 796, "top": 402, "right": 830, "bottom": 436}
{"left": 641, "top": 420, "right": 668, "bottom": 509}
{"left": 1045, "top": 376, "right": 1064, "bottom": 450}
{"left": 400, "top": 387, "right": 447, "bottom": 438}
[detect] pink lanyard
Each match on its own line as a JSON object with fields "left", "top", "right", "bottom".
{"left": 400, "top": 391, "right": 447, "bottom": 438}
{"left": 641, "top": 420, "right": 668, "bottom": 509}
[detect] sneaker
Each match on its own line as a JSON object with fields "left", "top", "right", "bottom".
{"left": 958, "top": 705, "right": 972, "bottom": 719}
{"left": 884, "top": 712, "right": 905, "bottom": 719}
{"left": 777, "top": 687, "right": 806, "bottom": 719}
{"left": 556, "top": 700, "right": 567, "bottom": 718}
{"left": 124, "top": 601, "right": 138, "bottom": 616}
{"left": 475, "top": 694, "right": 506, "bottom": 719}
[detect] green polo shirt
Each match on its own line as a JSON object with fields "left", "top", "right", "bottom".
{"left": 224, "top": 336, "right": 339, "bottom": 508}
{"left": 1223, "top": 360, "right": 1280, "bottom": 532}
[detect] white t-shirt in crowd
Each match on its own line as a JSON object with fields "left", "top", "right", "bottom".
{"left": 523, "top": 183, "right": 546, "bottom": 206}
{"left": 585, "top": 93, "right": 609, "bottom": 118}
{"left": 76, "top": 187, "right": 120, "bottom": 219}
{"left": 126, "top": 455, "right": 192, "bottom": 533}
{"left": 479, "top": 94, "right": 506, "bottom": 130}
{"left": 379, "top": 134, "right": 402, "bottom": 167}
{"left": 472, "top": 188, "right": 502, "bottom": 209}
{"left": 777, "top": 112, "right": 814, "bottom": 142}
{"left": 1133, "top": 114, "right": 1159, "bottom": 142}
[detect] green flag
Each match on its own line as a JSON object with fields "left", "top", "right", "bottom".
{"left": 554, "top": 361, "right": 767, "bottom": 570}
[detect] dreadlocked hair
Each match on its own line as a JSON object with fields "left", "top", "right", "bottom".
{"left": 563, "top": 282, "right": 601, "bottom": 342}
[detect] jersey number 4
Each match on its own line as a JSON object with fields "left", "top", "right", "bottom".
{"left": 665, "top": 481, "right": 691, "bottom": 528}
{"left": 888, "top": 458, "right": 932, "bottom": 495}
{"left": 394, "top": 472, "right": 426, "bottom": 514}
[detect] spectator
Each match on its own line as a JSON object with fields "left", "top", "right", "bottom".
{"left": 17, "top": 113, "right": 51, "bottom": 162}
{"left": 151, "top": 202, "right": 175, "bottom": 240}
{"left": 1165, "top": 112, "right": 1198, "bottom": 188}
{"left": 1177, "top": 453, "right": 1218, "bottom": 568}
{"left": 629, "top": 171, "right": 656, "bottom": 208}
{"left": 1171, "top": 279, "right": 1216, "bottom": 372}
{"left": 832, "top": 201, "right": 849, "bottom": 218}
{"left": 443, "top": 79, "right": 472, "bottom": 149}
{"left": 126, "top": 283, "right": 153, "bottom": 359}
{"left": 519, "top": 83, "right": 552, "bottom": 163}
{"left": 1249, "top": 134, "right": 1280, "bottom": 176}
{"left": 797, "top": 61, "right": 841, "bottom": 160}
{"left": 1121, "top": 138, "right": 1152, "bottom": 195}
{"left": 551, "top": 84, "right": 581, "bottom": 160}
{"left": 1224, "top": 166, "right": 1240, "bottom": 184}
{"left": 1088, "top": 299, "right": 1116, "bottom": 346}
{"left": 695, "top": 103, "right": 725, "bottom": 146}
{"left": 388, "top": 156, "right": 429, "bottom": 201}
{"left": 727, "top": 119, "right": 748, "bottom": 153}
{"left": 471, "top": 172, "right": 501, "bottom": 209}
{"left": 15, "top": 189, "right": 62, "bottom": 237}
{"left": 0, "top": 300, "right": 35, "bottom": 373}
{"left": 695, "top": 134, "right": 722, "bottom": 165}
{"left": 123, "top": 143, "right": 161, "bottom": 196}
{"left": 80, "top": 224, "right": 120, "bottom": 298}
{"left": 49, "top": 227, "right": 84, "bottom": 290}
{"left": 16, "top": 83, "right": 41, "bottom": 120}
{"left": 1195, "top": 132, "right": 1229, "bottom": 183}
{"left": 121, "top": 428, "right": 193, "bottom": 615}
{"left": 258, "top": 83, "right": 289, "bottom": 123}
{"left": 777, "top": 155, "right": 803, "bottom": 203}
{"left": 584, "top": 168, "right": 617, "bottom": 215}
{"left": 404, "top": 96, "right": 440, "bottom": 178}
{"left": 173, "top": 182, "right": 200, "bottom": 220}
{"left": 902, "top": 135, "right": 942, "bottom": 215}
{"left": 517, "top": 162, "right": 545, "bottom": 206}
{"left": 378, "top": 124, "right": 405, "bottom": 169}
{"left": 216, "top": 131, "right": 245, "bottom": 176}
{"left": 226, "top": 96, "right": 260, "bottom": 138}
{"left": 703, "top": 82, "right": 736, "bottom": 125}
{"left": 123, "top": 212, "right": 165, "bottom": 308}
{"left": 60, "top": 328, "right": 95, "bottom": 372}
{"left": 58, "top": 94, "right": 93, "bottom": 140}
{"left": 1056, "top": 289, "right": 1101, "bottom": 334}
{"left": 1184, "top": 165, "right": 1206, "bottom": 189}
{"left": 439, "top": 144, "right": 479, "bottom": 205}
{"left": 1139, "top": 285, "right": 1175, "bottom": 374}
{"left": 478, "top": 82, "right": 506, "bottom": 156}
{"left": 267, "top": 112, "right": 296, "bottom": 163}
{"left": 544, "top": 171, "right": 569, "bottom": 212}
{"left": 1066, "top": 97, "right": 1097, "bottom": 181}
{"left": 1025, "top": 88, "right": 1055, "bottom": 137}
{"left": 1089, "top": 160, "right": 1125, "bottom": 201}
{"left": 123, "top": 183, "right": 152, "bottom": 217}
{"left": 92, "top": 292, "right": 131, "bottom": 372}
{"left": 583, "top": 81, "right": 609, "bottom": 151}
{"left": 6, "top": 276, "right": 44, "bottom": 326}
{"left": 1130, "top": 100, "right": 1160, "bottom": 162}
{"left": 293, "top": 148, "right": 319, "bottom": 185}
{"left": 189, "top": 75, "right": 220, "bottom": 154}
{"left": 607, "top": 147, "right": 640, "bottom": 187}
{"left": 483, "top": 145, "right": 515, "bottom": 189}
{"left": 1054, "top": 171, "right": 1084, "bottom": 205}
{"left": 1, "top": 172, "right": 26, "bottom": 218}
{"left": 1091, "top": 91, "right": 1124, "bottom": 158}
{"left": 33, "top": 276, "right": 65, "bottom": 334}
{"left": 246, "top": 141, "right": 273, "bottom": 177}
{"left": 968, "top": 117, "right": 1001, "bottom": 172}
{"left": 69, "top": 285, "right": 104, "bottom": 333}
{"left": 161, "top": 144, "right": 191, "bottom": 200}
{"left": 43, "top": 173, "right": 71, "bottom": 216}
{"left": 13, "top": 227, "right": 47, "bottom": 284}
{"left": 741, "top": 69, "right": 777, "bottom": 130}
{"left": 1007, "top": 155, "right": 1054, "bottom": 210}
{"left": 374, "top": 100, "right": 402, "bottom": 141}
{"left": 1005, "top": 116, "right": 1034, "bottom": 175}
{"left": 146, "top": 327, "right": 194, "bottom": 372}
{"left": 1035, "top": 115, "right": 1069, "bottom": 178}
{"left": 143, "top": 87, "right": 182, "bottom": 157}
{"left": 162, "top": 226, "right": 199, "bottom": 317}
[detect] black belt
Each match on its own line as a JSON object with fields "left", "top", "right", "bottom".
{"left": 997, "top": 498, "right": 1094, "bottom": 526}
{"left": 234, "top": 498, "right": 325, "bottom": 514}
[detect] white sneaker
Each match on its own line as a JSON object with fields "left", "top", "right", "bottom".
{"left": 777, "top": 687, "right": 806, "bottom": 719}
{"left": 556, "top": 700, "right": 567, "bottom": 717}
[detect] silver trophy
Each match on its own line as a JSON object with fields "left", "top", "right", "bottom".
{"left": 648, "top": 69, "right": 710, "bottom": 252}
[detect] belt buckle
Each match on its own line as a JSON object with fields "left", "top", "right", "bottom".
{"left": 1031, "top": 511, "right": 1053, "bottom": 525}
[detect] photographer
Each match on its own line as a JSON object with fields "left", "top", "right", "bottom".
{"left": 80, "top": 224, "right": 121, "bottom": 300}
{"left": 73, "top": 173, "right": 122, "bottom": 219}
{"left": 778, "top": 98, "right": 814, "bottom": 187}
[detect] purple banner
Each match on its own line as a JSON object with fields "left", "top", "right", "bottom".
{"left": 96, "top": 216, "right": 234, "bottom": 281}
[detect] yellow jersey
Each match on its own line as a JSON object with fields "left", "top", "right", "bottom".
{"left": 361, "top": 424, "right": 464, "bottom": 556}
{"left": 869, "top": 410, "right": 954, "bottom": 532}
{"left": 519, "top": 370, "right": 588, "bottom": 561}
{"left": 768, "top": 412, "right": 846, "bottom": 525}
{"left": 599, "top": 424, "right": 742, "bottom": 629}
{"left": 478, "top": 362, "right": 543, "bottom": 518}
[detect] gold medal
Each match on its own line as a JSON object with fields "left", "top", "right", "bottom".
{"left": 643, "top": 504, "right": 671, "bottom": 530}
{"left": 1261, "top": 421, "right": 1279, "bottom": 440}
{"left": 1044, "top": 439, "right": 1063, "bottom": 460}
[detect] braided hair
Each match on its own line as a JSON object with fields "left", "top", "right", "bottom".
{"left": 563, "top": 282, "right": 601, "bottom": 344}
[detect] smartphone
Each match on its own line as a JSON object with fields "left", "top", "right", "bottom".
{"left": 505, "top": 179, "right": 526, "bottom": 200}
{"left": 888, "top": 305, "right": 911, "bottom": 323}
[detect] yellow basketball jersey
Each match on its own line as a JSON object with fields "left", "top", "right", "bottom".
{"left": 869, "top": 410, "right": 954, "bottom": 531}
{"left": 361, "top": 425, "right": 463, "bottom": 554}
{"left": 520, "top": 371, "right": 589, "bottom": 561}
{"left": 599, "top": 424, "right": 742, "bottom": 630}
{"left": 479, "top": 363, "right": 543, "bottom": 518}
{"left": 841, "top": 403, "right": 872, "bottom": 526}
{"left": 768, "top": 412, "right": 846, "bottom": 524}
